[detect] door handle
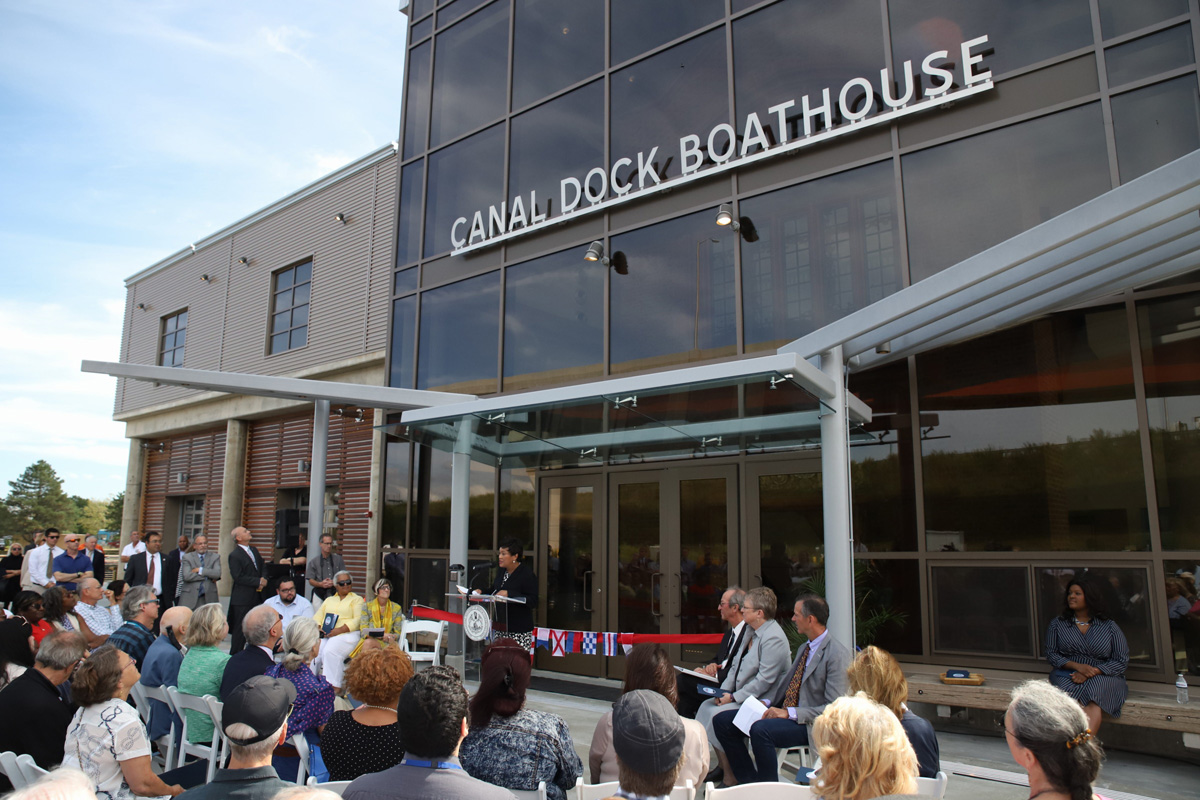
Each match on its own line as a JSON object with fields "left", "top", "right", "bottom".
{"left": 583, "top": 569, "right": 594, "bottom": 612}
{"left": 651, "top": 572, "right": 662, "bottom": 618}
{"left": 674, "top": 572, "right": 682, "bottom": 618}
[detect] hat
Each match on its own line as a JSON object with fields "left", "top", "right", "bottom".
{"left": 221, "top": 675, "right": 297, "bottom": 745}
{"left": 611, "top": 689, "right": 685, "bottom": 774}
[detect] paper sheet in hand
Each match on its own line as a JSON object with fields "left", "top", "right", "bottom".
{"left": 673, "top": 665, "right": 718, "bottom": 683}
{"left": 732, "top": 696, "right": 768, "bottom": 735}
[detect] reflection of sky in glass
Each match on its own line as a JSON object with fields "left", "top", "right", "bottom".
{"left": 610, "top": 0, "right": 724, "bottom": 66}
{"left": 512, "top": 0, "right": 604, "bottom": 110}
{"left": 402, "top": 40, "right": 431, "bottom": 160}
{"left": 429, "top": 0, "right": 509, "bottom": 147}
{"left": 508, "top": 81, "right": 604, "bottom": 219}
{"left": 384, "top": 441, "right": 410, "bottom": 504}
{"left": 423, "top": 124, "right": 504, "bottom": 258}
{"left": 417, "top": 272, "right": 500, "bottom": 390}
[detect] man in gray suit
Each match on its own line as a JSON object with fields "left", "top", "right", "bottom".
{"left": 712, "top": 593, "right": 852, "bottom": 785}
{"left": 695, "top": 586, "right": 791, "bottom": 783}
{"left": 177, "top": 534, "right": 221, "bottom": 610}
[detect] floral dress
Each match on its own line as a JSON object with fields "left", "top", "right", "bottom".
{"left": 62, "top": 697, "right": 165, "bottom": 800}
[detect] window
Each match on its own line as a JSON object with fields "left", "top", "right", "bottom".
{"left": 159, "top": 310, "right": 187, "bottom": 367}
{"left": 180, "top": 497, "right": 204, "bottom": 541}
{"left": 270, "top": 261, "right": 311, "bottom": 354}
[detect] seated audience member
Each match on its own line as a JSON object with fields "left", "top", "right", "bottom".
{"left": 810, "top": 694, "right": 918, "bottom": 800}
{"left": 74, "top": 578, "right": 118, "bottom": 645}
{"left": 176, "top": 675, "right": 296, "bottom": 800}
{"left": 63, "top": 645, "right": 184, "bottom": 798}
{"left": 1005, "top": 680, "right": 1105, "bottom": 800}
{"left": 697, "top": 586, "right": 791, "bottom": 784}
{"left": 676, "top": 587, "right": 746, "bottom": 719}
{"left": 311, "top": 570, "right": 363, "bottom": 693}
{"left": 42, "top": 586, "right": 82, "bottom": 634}
{"left": 604, "top": 690, "right": 688, "bottom": 800}
{"left": 589, "top": 643, "right": 708, "bottom": 786}
{"left": 0, "top": 615, "right": 35, "bottom": 689}
{"left": 351, "top": 578, "right": 404, "bottom": 658}
{"left": 105, "top": 580, "right": 128, "bottom": 628}
{"left": 141, "top": 605, "right": 193, "bottom": 743}
{"left": 343, "top": 665, "right": 517, "bottom": 800}
{"left": 0, "top": 631, "right": 85, "bottom": 792}
{"left": 713, "top": 592, "right": 852, "bottom": 785}
{"left": 263, "top": 577, "right": 313, "bottom": 634}
{"left": 221, "top": 605, "right": 283, "bottom": 700}
{"left": 846, "top": 645, "right": 939, "bottom": 778}
{"left": 13, "top": 590, "right": 55, "bottom": 645}
{"left": 177, "top": 603, "right": 232, "bottom": 745}
{"left": 460, "top": 639, "right": 581, "bottom": 800}
{"left": 7, "top": 766, "right": 98, "bottom": 800}
{"left": 106, "top": 585, "right": 159, "bottom": 670}
{"left": 321, "top": 647, "right": 413, "bottom": 781}
{"left": 267, "top": 617, "right": 336, "bottom": 782}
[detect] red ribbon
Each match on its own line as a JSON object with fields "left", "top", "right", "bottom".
{"left": 411, "top": 606, "right": 464, "bottom": 625}
{"left": 409, "top": 607, "right": 723, "bottom": 645}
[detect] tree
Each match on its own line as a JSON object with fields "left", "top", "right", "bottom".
{"left": 104, "top": 491, "right": 125, "bottom": 532}
{"left": 5, "top": 460, "right": 75, "bottom": 540}
{"left": 74, "top": 499, "right": 110, "bottom": 537}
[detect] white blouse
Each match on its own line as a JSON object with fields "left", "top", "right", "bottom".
{"left": 62, "top": 697, "right": 165, "bottom": 800}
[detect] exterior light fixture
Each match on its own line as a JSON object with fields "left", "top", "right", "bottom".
{"left": 715, "top": 204, "right": 735, "bottom": 226}
{"left": 140, "top": 442, "right": 165, "bottom": 452}
{"left": 135, "top": 303, "right": 146, "bottom": 311}
{"left": 200, "top": 274, "right": 211, "bottom": 283}
{"left": 335, "top": 212, "right": 347, "bottom": 225}
{"left": 584, "top": 241, "right": 605, "bottom": 262}
{"left": 876, "top": 341, "right": 892, "bottom": 355}
{"left": 237, "top": 256, "right": 249, "bottom": 266}
{"left": 354, "top": 408, "right": 365, "bottom": 423}
{"left": 715, "top": 204, "right": 759, "bottom": 242}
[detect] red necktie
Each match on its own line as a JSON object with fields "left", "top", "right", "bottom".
{"left": 148, "top": 554, "right": 156, "bottom": 587}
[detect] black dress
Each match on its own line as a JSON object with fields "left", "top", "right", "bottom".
{"left": 320, "top": 709, "right": 405, "bottom": 781}
{"left": 0, "top": 553, "right": 23, "bottom": 606}
{"left": 491, "top": 561, "right": 538, "bottom": 634}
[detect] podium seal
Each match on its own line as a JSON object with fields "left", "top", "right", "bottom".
{"left": 464, "top": 604, "right": 492, "bottom": 642}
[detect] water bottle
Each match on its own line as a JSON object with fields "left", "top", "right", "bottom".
{"left": 1177, "top": 673, "right": 1189, "bottom": 704}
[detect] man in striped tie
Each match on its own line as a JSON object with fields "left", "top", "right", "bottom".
{"left": 712, "top": 593, "right": 852, "bottom": 785}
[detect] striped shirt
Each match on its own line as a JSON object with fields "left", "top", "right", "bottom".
{"left": 107, "top": 621, "right": 156, "bottom": 670}
{"left": 1046, "top": 616, "right": 1129, "bottom": 716}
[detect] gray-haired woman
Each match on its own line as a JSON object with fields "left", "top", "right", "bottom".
{"left": 1005, "top": 681, "right": 1107, "bottom": 800}
{"left": 311, "top": 570, "right": 362, "bottom": 692}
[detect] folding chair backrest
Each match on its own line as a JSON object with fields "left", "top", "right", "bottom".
{"left": 509, "top": 781, "right": 547, "bottom": 800}
{"left": 128, "top": 681, "right": 152, "bottom": 726}
{"left": 166, "top": 686, "right": 222, "bottom": 782}
{"left": 705, "top": 782, "right": 816, "bottom": 799}
{"left": 291, "top": 734, "right": 310, "bottom": 786}
{"left": 915, "top": 771, "right": 949, "bottom": 799}
{"left": 306, "top": 777, "right": 352, "bottom": 795}
{"left": 400, "top": 620, "right": 444, "bottom": 664}
{"left": 0, "top": 751, "right": 27, "bottom": 790}
{"left": 15, "top": 754, "right": 48, "bottom": 784}
{"left": 576, "top": 778, "right": 620, "bottom": 800}
{"left": 669, "top": 779, "right": 695, "bottom": 800}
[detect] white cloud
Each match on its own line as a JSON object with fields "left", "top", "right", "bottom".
{"left": 261, "top": 25, "right": 315, "bottom": 66}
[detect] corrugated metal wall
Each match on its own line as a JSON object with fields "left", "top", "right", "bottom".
{"left": 139, "top": 428, "right": 227, "bottom": 535}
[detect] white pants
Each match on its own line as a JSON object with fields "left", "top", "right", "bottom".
{"left": 318, "top": 632, "right": 358, "bottom": 688}
{"left": 696, "top": 696, "right": 742, "bottom": 752}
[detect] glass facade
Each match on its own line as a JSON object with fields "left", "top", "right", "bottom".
{"left": 389, "top": 0, "right": 1200, "bottom": 678}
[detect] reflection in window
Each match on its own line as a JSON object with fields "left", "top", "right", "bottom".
{"left": 890, "top": 0, "right": 1092, "bottom": 79}
{"left": 741, "top": 161, "right": 900, "bottom": 350}
{"left": 397, "top": 160, "right": 424, "bottom": 266}
{"left": 1111, "top": 76, "right": 1200, "bottom": 183}
{"left": 394, "top": 267, "right": 418, "bottom": 296}
{"left": 498, "top": 469, "right": 534, "bottom": 553}
{"left": 408, "top": 556, "right": 448, "bottom": 610}
{"left": 1097, "top": 0, "right": 1188, "bottom": 39}
{"left": 1138, "top": 292, "right": 1200, "bottom": 551}
{"left": 848, "top": 363, "right": 917, "bottom": 552}
{"left": 503, "top": 248, "right": 604, "bottom": 391}
{"left": 423, "top": 124, "right": 504, "bottom": 258}
{"left": 417, "top": 271, "right": 499, "bottom": 392}
{"left": 270, "top": 261, "right": 311, "bottom": 354}
{"left": 1034, "top": 566, "right": 1154, "bottom": 668}
{"left": 428, "top": 0, "right": 509, "bottom": 147}
{"left": 904, "top": 104, "right": 1110, "bottom": 282}
{"left": 1163, "top": 560, "right": 1200, "bottom": 675}
{"left": 616, "top": 482, "right": 660, "bottom": 635}
{"left": 409, "top": 14, "right": 433, "bottom": 44}
{"left": 933, "top": 566, "right": 1033, "bottom": 655}
{"left": 159, "top": 309, "right": 187, "bottom": 367}
{"left": 412, "top": 445, "right": 495, "bottom": 552}
{"left": 680, "top": 478, "right": 729, "bottom": 647}
{"left": 402, "top": 40, "right": 432, "bottom": 160}
{"left": 382, "top": 438, "right": 411, "bottom": 549}
{"left": 860, "top": 559, "right": 922, "bottom": 656}
{"left": 544, "top": 484, "right": 593, "bottom": 644}
{"left": 758, "top": 471, "right": 823, "bottom": 609}
{"left": 508, "top": 81, "right": 604, "bottom": 221}
{"left": 512, "top": 0, "right": 604, "bottom": 110}
{"left": 733, "top": 0, "right": 883, "bottom": 145}
{"left": 1105, "top": 24, "right": 1194, "bottom": 89}
{"left": 436, "top": 0, "right": 490, "bottom": 29}
{"left": 918, "top": 306, "right": 1149, "bottom": 552}
{"left": 610, "top": 0, "right": 724, "bottom": 66}
{"left": 610, "top": 210, "right": 737, "bottom": 374}
{"left": 389, "top": 296, "right": 417, "bottom": 389}
{"left": 610, "top": 30, "right": 728, "bottom": 185}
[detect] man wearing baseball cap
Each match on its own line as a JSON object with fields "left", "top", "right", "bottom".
{"left": 177, "top": 675, "right": 296, "bottom": 799}
{"left": 605, "top": 689, "right": 688, "bottom": 800}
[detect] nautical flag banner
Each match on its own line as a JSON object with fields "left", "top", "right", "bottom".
{"left": 535, "top": 627, "right": 551, "bottom": 651}
{"left": 580, "top": 631, "right": 597, "bottom": 655}
{"left": 602, "top": 632, "right": 619, "bottom": 656}
{"left": 565, "top": 631, "right": 576, "bottom": 654}
{"left": 549, "top": 629, "right": 569, "bottom": 656}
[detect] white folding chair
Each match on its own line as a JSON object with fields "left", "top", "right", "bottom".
{"left": 0, "top": 751, "right": 28, "bottom": 790}
{"left": 15, "top": 754, "right": 48, "bottom": 784}
{"left": 291, "top": 734, "right": 310, "bottom": 786}
{"left": 205, "top": 695, "right": 229, "bottom": 770}
{"left": 705, "top": 782, "right": 815, "bottom": 799}
{"left": 508, "top": 781, "right": 548, "bottom": 800}
{"left": 400, "top": 620, "right": 444, "bottom": 666}
{"left": 306, "top": 777, "right": 352, "bottom": 795}
{"left": 167, "top": 687, "right": 222, "bottom": 783}
{"left": 128, "top": 681, "right": 152, "bottom": 725}
{"left": 141, "top": 683, "right": 179, "bottom": 770}
{"left": 777, "top": 745, "right": 818, "bottom": 782}
{"left": 575, "top": 778, "right": 694, "bottom": 800}
{"left": 915, "top": 771, "right": 949, "bottom": 798}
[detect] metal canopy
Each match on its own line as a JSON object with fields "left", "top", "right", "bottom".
{"left": 780, "top": 149, "right": 1200, "bottom": 369}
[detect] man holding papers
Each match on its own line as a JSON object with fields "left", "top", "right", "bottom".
{"left": 695, "top": 586, "right": 790, "bottom": 785}
{"left": 712, "top": 593, "right": 851, "bottom": 785}
{"left": 677, "top": 586, "right": 747, "bottom": 719}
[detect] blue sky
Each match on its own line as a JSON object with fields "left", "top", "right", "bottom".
{"left": 0, "top": 1, "right": 406, "bottom": 501}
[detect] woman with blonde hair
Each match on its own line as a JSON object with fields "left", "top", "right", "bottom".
{"left": 846, "top": 645, "right": 940, "bottom": 778}
{"left": 177, "top": 602, "right": 230, "bottom": 744}
{"left": 1005, "top": 680, "right": 1106, "bottom": 800}
{"left": 811, "top": 693, "right": 917, "bottom": 800}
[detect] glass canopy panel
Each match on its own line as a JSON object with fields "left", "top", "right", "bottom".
{"left": 382, "top": 369, "right": 875, "bottom": 470}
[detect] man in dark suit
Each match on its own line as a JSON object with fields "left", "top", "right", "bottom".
{"left": 220, "top": 605, "right": 282, "bottom": 700}
{"left": 163, "top": 534, "right": 188, "bottom": 607}
{"left": 712, "top": 593, "right": 852, "bottom": 785}
{"left": 227, "top": 526, "right": 268, "bottom": 654}
{"left": 677, "top": 586, "right": 747, "bottom": 719}
{"left": 84, "top": 534, "right": 105, "bottom": 583}
{"left": 125, "top": 531, "right": 171, "bottom": 620}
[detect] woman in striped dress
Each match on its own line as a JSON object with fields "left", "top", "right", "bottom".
{"left": 1046, "top": 578, "right": 1128, "bottom": 733}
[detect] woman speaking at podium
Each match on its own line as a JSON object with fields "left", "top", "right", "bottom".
{"left": 488, "top": 538, "right": 538, "bottom": 649}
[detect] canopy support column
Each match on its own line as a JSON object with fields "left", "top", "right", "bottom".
{"left": 446, "top": 418, "right": 476, "bottom": 674}
{"left": 820, "top": 346, "right": 856, "bottom": 650}
{"left": 306, "top": 399, "right": 329, "bottom": 598}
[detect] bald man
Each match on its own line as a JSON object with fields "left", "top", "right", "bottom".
{"left": 141, "top": 605, "right": 193, "bottom": 742}
{"left": 227, "top": 526, "right": 267, "bottom": 654}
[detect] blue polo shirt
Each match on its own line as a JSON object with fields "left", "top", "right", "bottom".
{"left": 52, "top": 552, "right": 94, "bottom": 591}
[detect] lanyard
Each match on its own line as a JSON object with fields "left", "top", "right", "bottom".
{"left": 401, "top": 758, "right": 462, "bottom": 770}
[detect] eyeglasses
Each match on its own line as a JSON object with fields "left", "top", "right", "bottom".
{"left": 141, "top": 599, "right": 161, "bottom": 607}
{"left": 121, "top": 659, "right": 138, "bottom": 673}
{"left": 336, "top": 580, "right": 352, "bottom": 587}
{"left": 46, "top": 535, "right": 59, "bottom": 540}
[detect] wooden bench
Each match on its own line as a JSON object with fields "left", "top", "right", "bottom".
{"left": 903, "top": 667, "right": 1200, "bottom": 735}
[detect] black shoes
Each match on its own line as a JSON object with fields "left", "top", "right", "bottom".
{"left": 705, "top": 766, "right": 724, "bottom": 784}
